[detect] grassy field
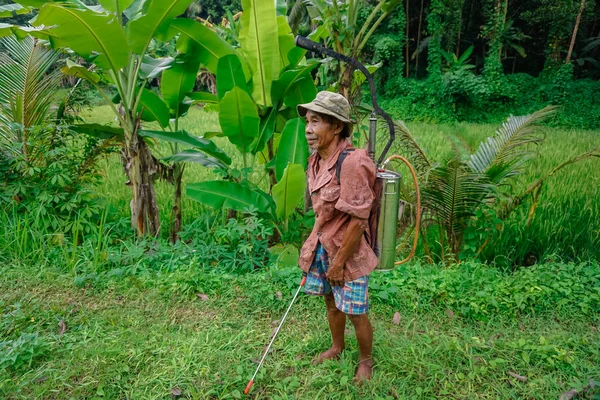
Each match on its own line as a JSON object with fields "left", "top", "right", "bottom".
{"left": 84, "top": 105, "right": 600, "bottom": 264}
{"left": 1, "top": 105, "right": 599, "bottom": 399}
{"left": 1, "top": 261, "right": 599, "bottom": 399}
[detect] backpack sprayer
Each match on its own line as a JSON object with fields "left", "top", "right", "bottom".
{"left": 244, "top": 36, "right": 421, "bottom": 395}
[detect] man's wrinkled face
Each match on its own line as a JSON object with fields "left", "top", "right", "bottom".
{"left": 304, "top": 111, "right": 342, "bottom": 153}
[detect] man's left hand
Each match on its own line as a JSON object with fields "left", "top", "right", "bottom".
{"left": 326, "top": 262, "right": 344, "bottom": 287}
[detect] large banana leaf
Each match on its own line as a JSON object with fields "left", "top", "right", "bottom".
{"left": 188, "top": 92, "right": 219, "bottom": 104}
{"left": 277, "top": 16, "right": 295, "bottom": 70}
{"left": 170, "top": 19, "right": 235, "bottom": 74}
{"left": 0, "top": 4, "right": 33, "bottom": 17}
{"left": 239, "top": 0, "right": 280, "bottom": 106}
{"left": 275, "top": 118, "right": 308, "bottom": 181}
{"left": 61, "top": 59, "right": 101, "bottom": 84}
{"left": 125, "top": 0, "right": 193, "bottom": 54}
{"left": 70, "top": 123, "right": 125, "bottom": 140}
{"left": 163, "top": 149, "right": 227, "bottom": 170}
{"left": 271, "top": 62, "right": 318, "bottom": 104}
{"left": 250, "top": 106, "right": 278, "bottom": 154}
{"left": 283, "top": 76, "right": 317, "bottom": 109}
{"left": 219, "top": 87, "right": 260, "bottom": 153}
{"left": 160, "top": 55, "right": 201, "bottom": 116}
{"left": 140, "top": 56, "right": 173, "bottom": 79}
{"left": 272, "top": 163, "right": 306, "bottom": 219}
{"left": 139, "top": 130, "right": 231, "bottom": 165}
{"left": 98, "top": 0, "right": 134, "bottom": 13}
{"left": 33, "top": 3, "right": 129, "bottom": 71}
{"left": 138, "top": 89, "right": 170, "bottom": 128}
{"left": 0, "top": 24, "right": 52, "bottom": 41}
{"left": 186, "top": 181, "right": 273, "bottom": 214}
{"left": 216, "top": 54, "right": 249, "bottom": 100}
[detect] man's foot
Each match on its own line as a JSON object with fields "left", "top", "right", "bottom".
{"left": 354, "top": 358, "right": 374, "bottom": 382}
{"left": 312, "top": 347, "right": 343, "bottom": 365}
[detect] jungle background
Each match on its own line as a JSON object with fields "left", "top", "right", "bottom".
{"left": 0, "top": 0, "right": 599, "bottom": 398}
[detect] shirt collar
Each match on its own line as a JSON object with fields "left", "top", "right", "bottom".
{"left": 308, "top": 139, "right": 350, "bottom": 171}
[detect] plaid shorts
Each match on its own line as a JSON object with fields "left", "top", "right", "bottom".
{"left": 304, "top": 243, "right": 369, "bottom": 315}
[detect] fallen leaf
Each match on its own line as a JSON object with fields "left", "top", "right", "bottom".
{"left": 170, "top": 386, "right": 182, "bottom": 397}
{"left": 271, "top": 320, "right": 280, "bottom": 326}
{"left": 445, "top": 308, "right": 455, "bottom": 319}
{"left": 58, "top": 320, "right": 67, "bottom": 335}
{"left": 295, "top": 353, "right": 304, "bottom": 360}
{"left": 196, "top": 294, "right": 209, "bottom": 301}
{"left": 559, "top": 389, "right": 579, "bottom": 400}
{"left": 251, "top": 358, "right": 261, "bottom": 364}
{"left": 275, "top": 291, "right": 282, "bottom": 300}
{"left": 34, "top": 376, "right": 48, "bottom": 384}
{"left": 392, "top": 312, "right": 401, "bottom": 325}
{"left": 508, "top": 371, "right": 528, "bottom": 382}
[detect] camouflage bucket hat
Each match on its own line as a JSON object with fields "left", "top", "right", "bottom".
{"left": 297, "top": 91, "right": 355, "bottom": 124}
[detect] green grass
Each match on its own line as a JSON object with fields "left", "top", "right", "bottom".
{"left": 1, "top": 262, "right": 598, "bottom": 399}
{"left": 82, "top": 105, "right": 600, "bottom": 264}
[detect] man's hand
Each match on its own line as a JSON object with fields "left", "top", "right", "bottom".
{"left": 326, "top": 261, "right": 345, "bottom": 287}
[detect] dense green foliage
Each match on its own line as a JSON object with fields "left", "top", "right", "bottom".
{"left": 0, "top": 231, "right": 599, "bottom": 397}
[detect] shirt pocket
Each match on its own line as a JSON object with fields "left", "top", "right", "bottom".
{"left": 320, "top": 184, "right": 340, "bottom": 220}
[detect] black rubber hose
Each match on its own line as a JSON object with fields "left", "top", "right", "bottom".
{"left": 294, "top": 36, "right": 395, "bottom": 166}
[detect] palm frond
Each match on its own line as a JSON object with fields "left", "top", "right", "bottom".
{"left": 469, "top": 106, "right": 556, "bottom": 182}
{"left": 392, "top": 120, "right": 432, "bottom": 174}
{"left": 288, "top": 0, "right": 309, "bottom": 34}
{"left": 0, "top": 36, "right": 62, "bottom": 154}
{"left": 422, "top": 159, "right": 493, "bottom": 255}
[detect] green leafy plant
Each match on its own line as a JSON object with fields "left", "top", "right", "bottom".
{"left": 389, "top": 106, "right": 600, "bottom": 263}
{"left": 0, "top": 35, "right": 114, "bottom": 234}
{"left": 183, "top": 0, "right": 316, "bottom": 240}
{"left": 1, "top": 0, "right": 231, "bottom": 238}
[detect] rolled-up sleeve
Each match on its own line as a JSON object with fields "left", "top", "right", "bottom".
{"left": 334, "top": 150, "right": 376, "bottom": 219}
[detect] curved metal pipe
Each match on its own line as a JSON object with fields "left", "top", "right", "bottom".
{"left": 294, "top": 36, "right": 395, "bottom": 167}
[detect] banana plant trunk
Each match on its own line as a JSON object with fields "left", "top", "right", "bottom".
{"left": 123, "top": 129, "right": 160, "bottom": 237}
{"left": 169, "top": 162, "right": 185, "bottom": 243}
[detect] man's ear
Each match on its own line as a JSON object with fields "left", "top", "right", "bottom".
{"left": 334, "top": 121, "right": 344, "bottom": 135}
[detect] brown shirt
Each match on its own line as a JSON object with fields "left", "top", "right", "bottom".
{"left": 298, "top": 140, "right": 379, "bottom": 281}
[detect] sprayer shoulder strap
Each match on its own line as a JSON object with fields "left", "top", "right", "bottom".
{"left": 336, "top": 148, "right": 355, "bottom": 183}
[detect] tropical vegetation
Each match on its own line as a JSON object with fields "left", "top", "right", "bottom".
{"left": 0, "top": 0, "right": 598, "bottom": 398}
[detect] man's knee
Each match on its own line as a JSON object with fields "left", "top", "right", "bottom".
{"left": 347, "top": 313, "right": 369, "bottom": 325}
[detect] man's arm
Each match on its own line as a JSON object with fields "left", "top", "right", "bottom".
{"left": 326, "top": 216, "right": 368, "bottom": 286}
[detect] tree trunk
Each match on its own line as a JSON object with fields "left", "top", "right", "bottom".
{"left": 123, "top": 131, "right": 160, "bottom": 237}
{"left": 455, "top": 3, "right": 463, "bottom": 56}
{"left": 415, "top": 0, "right": 424, "bottom": 76}
{"left": 267, "top": 136, "right": 277, "bottom": 193}
{"left": 169, "top": 162, "right": 185, "bottom": 243}
{"left": 406, "top": 0, "right": 410, "bottom": 77}
{"left": 338, "top": 64, "right": 354, "bottom": 101}
{"left": 566, "top": 0, "right": 586, "bottom": 64}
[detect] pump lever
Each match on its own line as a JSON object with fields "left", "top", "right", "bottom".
{"left": 294, "top": 36, "right": 396, "bottom": 166}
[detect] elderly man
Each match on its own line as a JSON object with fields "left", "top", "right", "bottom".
{"left": 297, "top": 91, "right": 378, "bottom": 381}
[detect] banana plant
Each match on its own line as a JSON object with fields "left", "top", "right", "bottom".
{"left": 182, "top": 0, "right": 318, "bottom": 233}
{"left": 303, "top": 0, "right": 402, "bottom": 99}
{"left": 0, "top": 0, "right": 230, "bottom": 237}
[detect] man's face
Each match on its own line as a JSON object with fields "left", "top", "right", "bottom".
{"left": 304, "top": 111, "right": 342, "bottom": 153}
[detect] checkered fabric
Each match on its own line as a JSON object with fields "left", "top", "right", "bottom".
{"left": 304, "top": 243, "right": 369, "bottom": 315}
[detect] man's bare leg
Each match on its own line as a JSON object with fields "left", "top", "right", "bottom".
{"left": 314, "top": 293, "right": 345, "bottom": 363}
{"left": 348, "top": 314, "right": 374, "bottom": 381}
